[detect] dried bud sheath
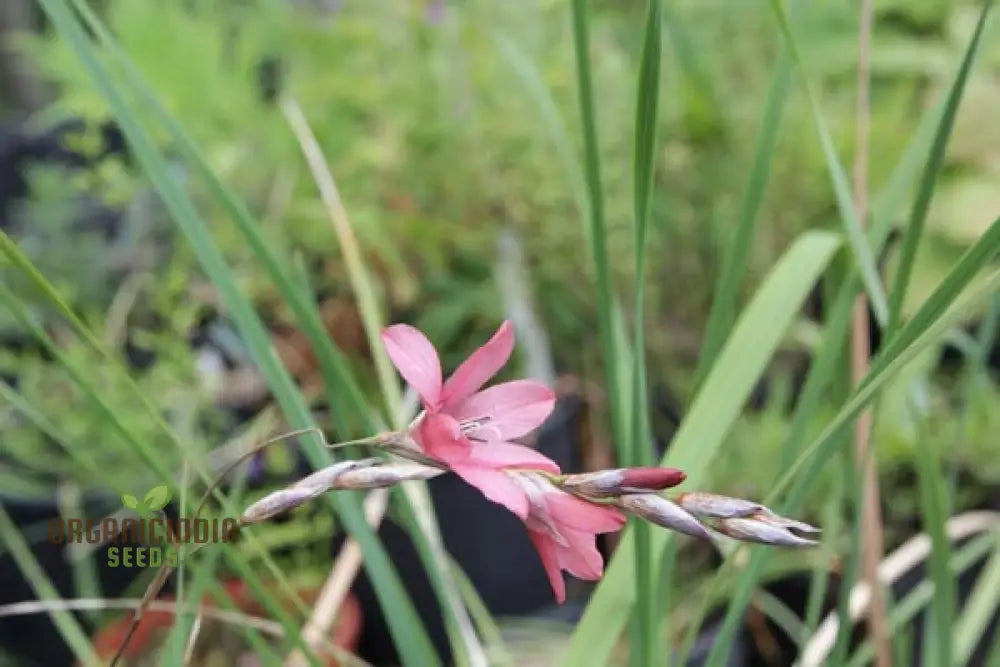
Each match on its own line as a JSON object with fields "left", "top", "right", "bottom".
{"left": 673, "top": 492, "right": 819, "bottom": 548}
{"left": 676, "top": 492, "right": 819, "bottom": 540}
{"left": 241, "top": 459, "right": 442, "bottom": 524}
{"left": 241, "top": 486, "right": 326, "bottom": 524}
{"left": 716, "top": 517, "right": 818, "bottom": 548}
{"left": 676, "top": 492, "right": 763, "bottom": 519}
{"left": 616, "top": 494, "right": 711, "bottom": 541}
{"left": 294, "top": 459, "right": 379, "bottom": 493}
{"left": 560, "top": 467, "right": 686, "bottom": 498}
{"left": 335, "top": 462, "right": 443, "bottom": 488}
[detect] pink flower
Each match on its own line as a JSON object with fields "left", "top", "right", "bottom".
{"left": 512, "top": 473, "right": 626, "bottom": 603}
{"left": 381, "top": 321, "right": 560, "bottom": 518}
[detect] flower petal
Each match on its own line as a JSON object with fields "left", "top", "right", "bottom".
{"left": 450, "top": 464, "right": 529, "bottom": 519}
{"left": 465, "top": 441, "right": 561, "bottom": 474}
{"left": 545, "top": 492, "right": 626, "bottom": 533}
{"left": 381, "top": 324, "right": 443, "bottom": 408}
{"left": 414, "top": 413, "right": 469, "bottom": 464}
{"left": 453, "top": 380, "right": 555, "bottom": 440}
{"left": 528, "top": 530, "right": 566, "bottom": 604}
{"left": 555, "top": 527, "right": 605, "bottom": 581}
{"left": 441, "top": 321, "right": 515, "bottom": 409}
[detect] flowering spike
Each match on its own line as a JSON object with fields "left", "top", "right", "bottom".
{"left": 561, "top": 467, "right": 686, "bottom": 498}
{"left": 716, "top": 517, "right": 818, "bottom": 548}
{"left": 616, "top": 494, "right": 712, "bottom": 541}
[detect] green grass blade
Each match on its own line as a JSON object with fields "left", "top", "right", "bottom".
{"left": 61, "top": 9, "right": 472, "bottom": 658}
{"left": 768, "top": 0, "right": 889, "bottom": 327}
{"left": 913, "top": 415, "right": 954, "bottom": 666}
{"left": 278, "top": 97, "right": 402, "bottom": 422}
{"left": 0, "top": 285, "right": 328, "bottom": 663}
{"left": 697, "top": 20, "right": 1000, "bottom": 657}
{"left": 953, "top": 536, "right": 1000, "bottom": 665}
{"left": 843, "top": 530, "right": 1000, "bottom": 667}
{"left": 694, "top": 5, "right": 795, "bottom": 385}
{"left": 886, "top": 1, "right": 992, "bottom": 335}
{"left": 681, "top": 211, "right": 1000, "bottom": 664}
{"left": 754, "top": 589, "right": 808, "bottom": 651}
{"left": 563, "top": 230, "right": 841, "bottom": 665}
{"left": 773, "top": 214, "right": 1000, "bottom": 506}
{"left": 630, "top": 0, "right": 663, "bottom": 663}
{"left": 802, "top": 474, "right": 847, "bottom": 641}
{"left": 691, "top": 270, "right": 857, "bottom": 665}
{"left": 490, "top": 30, "right": 587, "bottom": 220}
{"left": 68, "top": 0, "right": 366, "bottom": 439}
{"left": 38, "top": 0, "right": 439, "bottom": 660}
{"left": 0, "top": 283, "right": 173, "bottom": 482}
{"left": 569, "top": 0, "right": 626, "bottom": 451}
{"left": 0, "top": 502, "right": 99, "bottom": 665}
{"left": 279, "top": 99, "right": 482, "bottom": 663}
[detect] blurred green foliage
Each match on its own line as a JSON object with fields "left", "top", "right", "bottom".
{"left": 4, "top": 0, "right": 1000, "bottom": 578}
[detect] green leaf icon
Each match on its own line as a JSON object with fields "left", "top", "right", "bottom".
{"left": 143, "top": 485, "right": 171, "bottom": 511}
{"left": 121, "top": 494, "right": 139, "bottom": 510}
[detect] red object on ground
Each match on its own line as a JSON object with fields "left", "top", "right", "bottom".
{"left": 91, "top": 579, "right": 362, "bottom": 665}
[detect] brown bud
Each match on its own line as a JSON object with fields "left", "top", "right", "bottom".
{"left": 561, "top": 467, "right": 686, "bottom": 498}
{"left": 617, "top": 494, "right": 712, "bottom": 541}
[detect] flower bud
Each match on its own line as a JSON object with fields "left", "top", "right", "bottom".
{"left": 241, "top": 486, "right": 324, "bottom": 524}
{"left": 676, "top": 493, "right": 819, "bottom": 537}
{"left": 561, "top": 467, "right": 686, "bottom": 498}
{"left": 617, "top": 494, "right": 712, "bottom": 541}
{"left": 753, "top": 509, "right": 821, "bottom": 535}
{"left": 240, "top": 459, "right": 441, "bottom": 524}
{"left": 294, "top": 459, "right": 378, "bottom": 492}
{"left": 675, "top": 492, "right": 763, "bottom": 519}
{"left": 335, "top": 462, "right": 442, "bottom": 489}
{"left": 716, "top": 517, "right": 818, "bottom": 548}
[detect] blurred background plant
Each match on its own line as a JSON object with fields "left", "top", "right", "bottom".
{"left": 2, "top": 0, "right": 1000, "bottom": 665}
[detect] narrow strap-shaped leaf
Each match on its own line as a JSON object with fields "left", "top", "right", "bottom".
{"left": 38, "top": 0, "right": 440, "bottom": 661}
{"left": 562, "top": 230, "right": 841, "bottom": 664}
{"left": 768, "top": 0, "right": 890, "bottom": 327}
{"left": 694, "top": 2, "right": 796, "bottom": 385}
{"left": 886, "top": 1, "right": 993, "bottom": 335}
{"left": 630, "top": 1, "right": 663, "bottom": 663}
{"left": 569, "top": 0, "right": 627, "bottom": 451}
